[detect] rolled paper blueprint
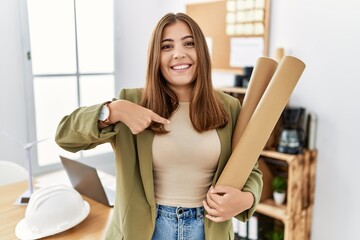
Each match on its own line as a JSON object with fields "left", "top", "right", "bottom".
{"left": 216, "top": 56, "right": 306, "bottom": 189}
{"left": 274, "top": 48, "right": 285, "bottom": 62}
{"left": 232, "top": 57, "right": 278, "bottom": 151}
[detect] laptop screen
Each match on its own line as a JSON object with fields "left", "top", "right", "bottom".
{"left": 60, "top": 156, "right": 114, "bottom": 207}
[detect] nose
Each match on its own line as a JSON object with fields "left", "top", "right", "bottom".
{"left": 174, "top": 53, "right": 185, "bottom": 59}
{"left": 173, "top": 46, "right": 186, "bottom": 59}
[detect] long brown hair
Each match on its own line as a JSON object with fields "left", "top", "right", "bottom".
{"left": 140, "top": 12, "right": 229, "bottom": 134}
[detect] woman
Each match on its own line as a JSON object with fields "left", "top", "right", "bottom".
{"left": 56, "top": 12, "right": 262, "bottom": 240}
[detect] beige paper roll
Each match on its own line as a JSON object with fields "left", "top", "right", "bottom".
{"left": 232, "top": 57, "right": 278, "bottom": 150}
{"left": 274, "top": 48, "right": 285, "bottom": 62}
{"left": 217, "top": 56, "right": 306, "bottom": 189}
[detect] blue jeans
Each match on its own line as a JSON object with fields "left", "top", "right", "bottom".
{"left": 152, "top": 204, "right": 205, "bottom": 240}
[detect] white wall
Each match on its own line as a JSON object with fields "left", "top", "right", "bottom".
{"left": 114, "top": 0, "right": 161, "bottom": 90}
{"left": 1, "top": 0, "right": 359, "bottom": 238}
{"left": 269, "top": 1, "right": 360, "bottom": 239}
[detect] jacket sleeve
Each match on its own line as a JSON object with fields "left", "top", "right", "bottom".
{"left": 55, "top": 102, "right": 118, "bottom": 153}
{"left": 55, "top": 88, "right": 142, "bottom": 153}
{"left": 236, "top": 161, "right": 263, "bottom": 222}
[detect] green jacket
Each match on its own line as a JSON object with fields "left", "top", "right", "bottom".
{"left": 55, "top": 88, "right": 263, "bottom": 240}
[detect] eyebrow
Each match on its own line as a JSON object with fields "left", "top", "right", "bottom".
{"left": 161, "top": 35, "right": 194, "bottom": 43}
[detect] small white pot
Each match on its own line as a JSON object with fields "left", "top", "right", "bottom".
{"left": 273, "top": 191, "right": 286, "bottom": 205}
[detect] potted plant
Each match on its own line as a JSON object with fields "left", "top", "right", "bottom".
{"left": 272, "top": 176, "right": 287, "bottom": 205}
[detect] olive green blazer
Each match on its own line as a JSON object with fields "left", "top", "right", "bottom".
{"left": 55, "top": 88, "right": 263, "bottom": 240}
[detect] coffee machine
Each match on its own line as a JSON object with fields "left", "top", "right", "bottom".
{"left": 277, "top": 107, "right": 306, "bottom": 154}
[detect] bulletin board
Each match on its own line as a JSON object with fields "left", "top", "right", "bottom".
{"left": 186, "top": 0, "right": 270, "bottom": 73}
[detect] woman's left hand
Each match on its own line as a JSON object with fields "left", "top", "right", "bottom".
{"left": 202, "top": 185, "right": 254, "bottom": 222}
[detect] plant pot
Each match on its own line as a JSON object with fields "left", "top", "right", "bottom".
{"left": 273, "top": 191, "right": 286, "bottom": 205}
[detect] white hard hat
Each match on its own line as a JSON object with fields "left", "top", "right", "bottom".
{"left": 15, "top": 185, "right": 90, "bottom": 239}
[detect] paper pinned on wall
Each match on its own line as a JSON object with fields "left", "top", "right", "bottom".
{"left": 229, "top": 37, "right": 264, "bottom": 67}
{"left": 205, "top": 37, "right": 213, "bottom": 59}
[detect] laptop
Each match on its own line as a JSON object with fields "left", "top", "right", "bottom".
{"left": 60, "top": 156, "right": 115, "bottom": 207}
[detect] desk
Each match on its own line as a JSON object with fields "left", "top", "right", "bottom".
{"left": 0, "top": 172, "right": 114, "bottom": 240}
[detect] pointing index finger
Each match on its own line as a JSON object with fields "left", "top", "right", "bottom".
{"left": 151, "top": 112, "right": 170, "bottom": 125}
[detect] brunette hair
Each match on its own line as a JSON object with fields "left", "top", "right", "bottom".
{"left": 141, "top": 12, "right": 229, "bottom": 134}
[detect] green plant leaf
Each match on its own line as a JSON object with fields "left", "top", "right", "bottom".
{"left": 272, "top": 176, "right": 287, "bottom": 192}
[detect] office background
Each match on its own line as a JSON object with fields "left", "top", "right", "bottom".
{"left": 0, "top": 0, "right": 359, "bottom": 239}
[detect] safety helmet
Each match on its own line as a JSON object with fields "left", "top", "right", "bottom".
{"left": 15, "top": 185, "right": 90, "bottom": 239}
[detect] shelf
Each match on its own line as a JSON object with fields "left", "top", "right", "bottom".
{"left": 255, "top": 150, "right": 317, "bottom": 239}
{"left": 257, "top": 199, "right": 287, "bottom": 223}
{"left": 261, "top": 150, "right": 298, "bottom": 164}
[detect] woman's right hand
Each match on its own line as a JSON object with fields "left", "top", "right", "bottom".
{"left": 108, "top": 100, "right": 170, "bottom": 134}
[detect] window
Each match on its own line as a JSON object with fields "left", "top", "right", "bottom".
{"left": 23, "top": 0, "right": 115, "bottom": 169}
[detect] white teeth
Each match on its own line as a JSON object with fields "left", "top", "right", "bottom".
{"left": 172, "top": 64, "right": 190, "bottom": 70}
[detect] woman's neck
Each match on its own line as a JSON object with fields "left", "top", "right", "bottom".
{"left": 172, "top": 86, "right": 192, "bottom": 102}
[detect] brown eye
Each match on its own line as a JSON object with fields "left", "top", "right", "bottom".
{"left": 161, "top": 44, "right": 172, "bottom": 50}
{"left": 184, "top": 41, "right": 195, "bottom": 47}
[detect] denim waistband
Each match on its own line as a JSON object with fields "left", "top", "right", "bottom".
{"left": 156, "top": 204, "right": 204, "bottom": 220}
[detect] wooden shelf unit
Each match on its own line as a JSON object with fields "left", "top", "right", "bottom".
{"left": 258, "top": 150, "right": 317, "bottom": 240}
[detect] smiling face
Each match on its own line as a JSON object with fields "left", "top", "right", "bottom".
{"left": 160, "top": 21, "right": 198, "bottom": 101}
